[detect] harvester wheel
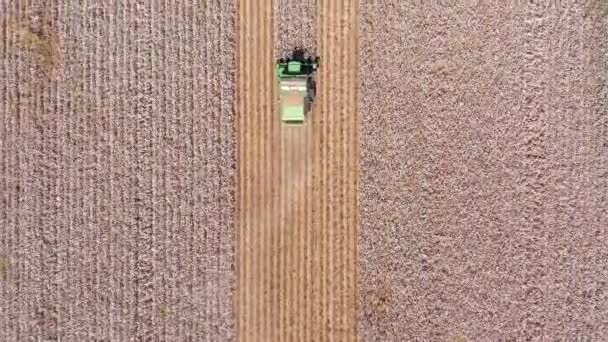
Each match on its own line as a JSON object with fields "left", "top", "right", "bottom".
{"left": 307, "top": 76, "right": 316, "bottom": 102}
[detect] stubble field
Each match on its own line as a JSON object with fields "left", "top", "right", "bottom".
{"left": 237, "top": 0, "right": 358, "bottom": 341}
{"left": 360, "top": 1, "right": 608, "bottom": 340}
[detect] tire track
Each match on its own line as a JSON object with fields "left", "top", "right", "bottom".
{"left": 516, "top": 4, "right": 551, "bottom": 335}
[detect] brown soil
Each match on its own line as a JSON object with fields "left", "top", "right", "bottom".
{"left": 236, "top": 0, "right": 358, "bottom": 341}
{"left": 0, "top": 1, "right": 236, "bottom": 340}
{"left": 359, "top": 1, "right": 608, "bottom": 341}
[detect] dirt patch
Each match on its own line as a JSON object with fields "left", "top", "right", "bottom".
{"left": 0, "top": 256, "right": 10, "bottom": 281}
{"left": 1, "top": 6, "right": 61, "bottom": 76}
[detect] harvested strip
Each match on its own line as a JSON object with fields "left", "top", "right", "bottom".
{"left": 0, "top": 1, "right": 236, "bottom": 340}
{"left": 237, "top": 0, "right": 359, "bottom": 340}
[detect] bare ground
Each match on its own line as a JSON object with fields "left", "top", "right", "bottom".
{"left": 237, "top": 0, "right": 358, "bottom": 341}
{"left": 360, "top": 1, "right": 608, "bottom": 341}
{"left": 0, "top": 1, "right": 236, "bottom": 340}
